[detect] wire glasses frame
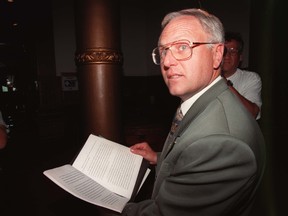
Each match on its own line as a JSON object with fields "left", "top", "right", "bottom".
{"left": 152, "top": 40, "right": 219, "bottom": 65}
{"left": 224, "top": 47, "right": 240, "bottom": 57}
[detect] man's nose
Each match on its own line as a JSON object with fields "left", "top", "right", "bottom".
{"left": 163, "top": 49, "right": 177, "bottom": 65}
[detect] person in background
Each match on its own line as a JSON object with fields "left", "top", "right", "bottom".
{"left": 0, "top": 110, "right": 7, "bottom": 150}
{"left": 222, "top": 31, "right": 262, "bottom": 120}
{"left": 120, "top": 8, "right": 266, "bottom": 216}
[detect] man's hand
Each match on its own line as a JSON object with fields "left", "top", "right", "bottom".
{"left": 130, "top": 142, "right": 157, "bottom": 165}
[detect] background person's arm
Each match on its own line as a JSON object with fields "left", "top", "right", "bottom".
{"left": 227, "top": 83, "right": 260, "bottom": 119}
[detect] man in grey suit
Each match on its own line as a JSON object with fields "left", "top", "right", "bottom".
{"left": 121, "top": 8, "right": 266, "bottom": 216}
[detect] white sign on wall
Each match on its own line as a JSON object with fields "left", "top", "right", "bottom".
{"left": 62, "top": 75, "right": 78, "bottom": 91}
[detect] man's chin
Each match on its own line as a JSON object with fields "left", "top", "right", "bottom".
{"left": 168, "top": 89, "right": 183, "bottom": 99}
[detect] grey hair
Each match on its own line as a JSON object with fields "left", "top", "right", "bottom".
{"left": 161, "top": 8, "right": 225, "bottom": 44}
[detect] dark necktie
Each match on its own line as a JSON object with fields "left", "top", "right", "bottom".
{"left": 169, "top": 106, "right": 183, "bottom": 137}
{"left": 161, "top": 105, "right": 184, "bottom": 156}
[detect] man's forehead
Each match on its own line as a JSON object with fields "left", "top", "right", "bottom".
{"left": 225, "top": 40, "right": 239, "bottom": 47}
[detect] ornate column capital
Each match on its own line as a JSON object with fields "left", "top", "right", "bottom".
{"left": 75, "top": 48, "right": 123, "bottom": 66}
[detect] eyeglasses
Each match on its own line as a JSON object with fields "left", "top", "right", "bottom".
{"left": 224, "top": 47, "right": 239, "bottom": 57}
{"left": 152, "top": 40, "right": 219, "bottom": 65}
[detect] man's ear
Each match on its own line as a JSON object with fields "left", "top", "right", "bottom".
{"left": 213, "top": 44, "right": 224, "bottom": 70}
{"left": 239, "top": 53, "right": 243, "bottom": 62}
{"left": 238, "top": 53, "right": 243, "bottom": 68}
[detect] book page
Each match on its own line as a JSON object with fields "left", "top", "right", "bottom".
{"left": 72, "top": 134, "right": 144, "bottom": 199}
{"left": 43, "top": 164, "right": 128, "bottom": 213}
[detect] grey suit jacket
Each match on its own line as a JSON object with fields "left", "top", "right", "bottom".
{"left": 122, "top": 78, "right": 266, "bottom": 216}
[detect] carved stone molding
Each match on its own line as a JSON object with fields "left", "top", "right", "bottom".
{"left": 75, "top": 48, "right": 123, "bottom": 66}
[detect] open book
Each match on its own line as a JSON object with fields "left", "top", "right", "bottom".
{"left": 43, "top": 134, "right": 150, "bottom": 213}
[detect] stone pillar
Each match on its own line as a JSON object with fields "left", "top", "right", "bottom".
{"left": 74, "top": 0, "right": 123, "bottom": 143}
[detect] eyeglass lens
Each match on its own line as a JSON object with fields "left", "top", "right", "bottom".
{"left": 152, "top": 41, "right": 192, "bottom": 65}
{"left": 224, "top": 47, "right": 239, "bottom": 56}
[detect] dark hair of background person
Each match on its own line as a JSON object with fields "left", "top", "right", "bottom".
{"left": 225, "top": 31, "right": 244, "bottom": 54}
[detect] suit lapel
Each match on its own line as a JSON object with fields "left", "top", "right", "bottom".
{"left": 177, "top": 79, "right": 227, "bottom": 136}
{"left": 160, "top": 79, "right": 228, "bottom": 160}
